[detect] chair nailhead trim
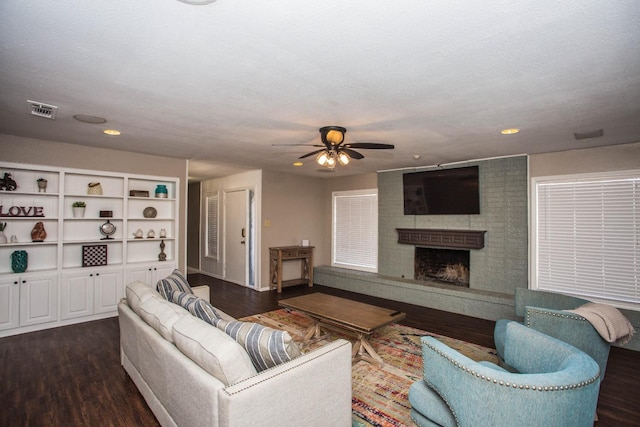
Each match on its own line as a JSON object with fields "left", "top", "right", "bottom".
{"left": 525, "top": 308, "right": 588, "bottom": 327}
{"left": 423, "top": 340, "right": 600, "bottom": 392}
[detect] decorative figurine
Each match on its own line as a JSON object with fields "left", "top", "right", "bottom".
{"left": 159, "top": 228, "right": 167, "bottom": 238}
{"left": 0, "top": 172, "right": 17, "bottom": 191}
{"left": 158, "top": 239, "right": 167, "bottom": 261}
{"left": 0, "top": 222, "right": 7, "bottom": 244}
{"left": 31, "top": 221, "right": 47, "bottom": 242}
{"left": 133, "top": 229, "right": 143, "bottom": 239}
{"left": 147, "top": 229, "right": 155, "bottom": 238}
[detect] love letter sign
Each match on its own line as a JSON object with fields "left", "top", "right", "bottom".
{"left": 0, "top": 205, "right": 45, "bottom": 217}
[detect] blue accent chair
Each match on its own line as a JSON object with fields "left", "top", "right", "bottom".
{"left": 409, "top": 321, "right": 600, "bottom": 427}
{"left": 494, "top": 288, "right": 611, "bottom": 381}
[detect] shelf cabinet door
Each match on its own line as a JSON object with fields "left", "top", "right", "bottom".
{"left": 125, "top": 262, "right": 176, "bottom": 288}
{"left": 60, "top": 271, "right": 94, "bottom": 320}
{"left": 94, "top": 269, "right": 123, "bottom": 314}
{"left": 0, "top": 277, "right": 20, "bottom": 331}
{"left": 19, "top": 274, "right": 58, "bottom": 327}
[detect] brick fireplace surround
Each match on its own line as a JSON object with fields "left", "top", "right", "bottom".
{"left": 315, "top": 156, "right": 529, "bottom": 322}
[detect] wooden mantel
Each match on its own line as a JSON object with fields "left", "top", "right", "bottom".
{"left": 396, "top": 228, "right": 486, "bottom": 250}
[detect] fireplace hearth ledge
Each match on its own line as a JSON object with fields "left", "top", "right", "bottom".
{"left": 313, "top": 265, "right": 515, "bottom": 322}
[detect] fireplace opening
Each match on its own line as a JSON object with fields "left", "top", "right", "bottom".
{"left": 415, "top": 247, "right": 470, "bottom": 287}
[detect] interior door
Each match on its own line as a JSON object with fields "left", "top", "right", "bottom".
{"left": 224, "top": 189, "right": 248, "bottom": 286}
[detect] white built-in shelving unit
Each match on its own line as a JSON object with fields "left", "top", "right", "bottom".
{"left": 0, "top": 161, "right": 179, "bottom": 337}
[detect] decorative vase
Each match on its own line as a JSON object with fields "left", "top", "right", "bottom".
{"left": 155, "top": 185, "right": 168, "bottom": 198}
{"left": 73, "top": 207, "right": 86, "bottom": 218}
{"left": 0, "top": 230, "right": 7, "bottom": 244}
{"left": 11, "top": 250, "right": 28, "bottom": 273}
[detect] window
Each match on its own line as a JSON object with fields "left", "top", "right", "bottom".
{"left": 533, "top": 171, "right": 639, "bottom": 308}
{"left": 332, "top": 189, "right": 378, "bottom": 272}
{"left": 205, "top": 194, "right": 219, "bottom": 259}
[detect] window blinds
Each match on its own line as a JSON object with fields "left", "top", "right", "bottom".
{"left": 332, "top": 190, "right": 378, "bottom": 272}
{"left": 206, "top": 194, "right": 218, "bottom": 259}
{"left": 535, "top": 175, "right": 639, "bottom": 303}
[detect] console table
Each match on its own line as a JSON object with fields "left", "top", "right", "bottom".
{"left": 269, "top": 246, "right": 314, "bottom": 293}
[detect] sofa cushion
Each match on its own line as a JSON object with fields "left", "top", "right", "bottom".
{"left": 126, "top": 281, "right": 160, "bottom": 316}
{"left": 170, "top": 291, "right": 221, "bottom": 326}
{"left": 156, "top": 269, "right": 193, "bottom": 300}
{"left": 215, "top": 319, "right": 301, "bottom": 372}
{"left": 172, "top": 316, "right": 257, "bottom": 386}
{"left": 138, "top": 296, "right": 189, "bottom": 342}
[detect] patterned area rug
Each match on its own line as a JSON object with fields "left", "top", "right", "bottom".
{"left": 240, "top": 308, "right": 499, "bottom": 427}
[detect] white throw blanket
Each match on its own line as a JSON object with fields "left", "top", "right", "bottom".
{"left": 568, "top": 303, "right": 636, "bottom": 344}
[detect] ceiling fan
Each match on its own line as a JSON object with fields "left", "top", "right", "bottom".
{"left": 296, "top": 126, "right": 395, "bottom": 169}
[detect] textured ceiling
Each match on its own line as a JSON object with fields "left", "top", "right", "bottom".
{"left": 1, "top": 0, "right": 639, "bottom": 180}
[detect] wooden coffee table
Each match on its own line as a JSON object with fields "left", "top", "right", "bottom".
{"left": 278, "top": 293, "right": 406, "bottom": 367}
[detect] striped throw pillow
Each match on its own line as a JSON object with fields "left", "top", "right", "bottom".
{"left": 215, "top": 319, "right": 301, "bottom": 371}
{"left": 156, "top": 269, "right": 193, "bottom": 300}
{"left": 170, "top": 291, "right": 220, "bottom": 326}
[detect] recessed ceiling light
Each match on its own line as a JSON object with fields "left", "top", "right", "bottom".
{"left": 293, "top": 162, "right": 303, "bottom": 167}
{"left": 103, "top": 129, "right": 121, "bottom": 136}
{"left": 177, "top": 0, "right": 216, "bottom": 4}
{"left": 73, "top": 114, "right": 107, "bottom": 124}
{"left": 500, "top": 128, "right": 520, "bottom": 135}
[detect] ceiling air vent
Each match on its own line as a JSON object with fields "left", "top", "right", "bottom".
{"left": 27, "top": 100, "right": 58, "bottom": 120}
{"left": 573, "top": 128, "right": 603, "bottom": 140}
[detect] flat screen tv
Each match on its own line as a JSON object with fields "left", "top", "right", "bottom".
{"left": 403, "top": 166, "right": 480, "bottom": 215}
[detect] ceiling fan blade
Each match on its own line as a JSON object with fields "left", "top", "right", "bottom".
{"left": 298, "top": 149, "right": 326, "bottom": 159}
{"left": 341, "top": 148, "right": 364, "bottom": 159}
{"left": 272, "top": 143, "right": 325, "bottom": 147}
{"left": 344, "top": 142, "right": 395, "bottom": 150}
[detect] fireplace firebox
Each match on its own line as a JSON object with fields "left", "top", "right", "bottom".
{"left": 415, "top": 247, "right": 470, "bottom": 287}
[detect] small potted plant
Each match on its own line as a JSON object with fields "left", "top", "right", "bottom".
{"left": 37, "top": 178, "right": 48, "bottom": 192}
{"left": 72, "top": 201, "right": 86, "bottom": 218}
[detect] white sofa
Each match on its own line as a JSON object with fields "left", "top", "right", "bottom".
{"left": 118, "top": 282, "right": 353, "bottom": 427}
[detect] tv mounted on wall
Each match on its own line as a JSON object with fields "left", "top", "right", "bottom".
{"left": 403, "top": 166, "right": 480, "bottom": 215}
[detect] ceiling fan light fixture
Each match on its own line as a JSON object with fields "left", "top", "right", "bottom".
{"left": 320, "top": 126, "right": 347, "bottom": 146}
{"left": 326, "top": 129, "right": 344, "bottom": 145}
{"left": 316, "top": 151, "right": 329, "bottom": 166}
{"left": 325, "top": 151, "right": 337, "bottom": 169}
{"left": 316, "top": 150, "right": 338, "bottom": 169}
{"left": 337, "top": 151, "right": 350, "bottom": 166}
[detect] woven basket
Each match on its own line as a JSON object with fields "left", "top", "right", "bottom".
{"left": 87, "top": 182, "right": 103, "bottom": 195}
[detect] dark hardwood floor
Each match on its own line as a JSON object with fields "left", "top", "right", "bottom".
{"left": 1, "top": 275, "right": 638, "bottom": 426}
